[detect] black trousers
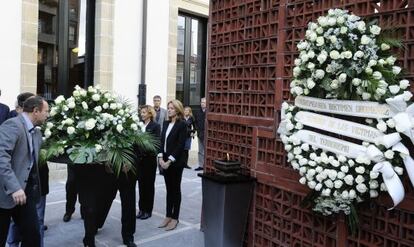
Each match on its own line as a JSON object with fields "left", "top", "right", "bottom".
{"left": 73, "top": 164, "right": 108, "bottom": 246}
{"left": 163, "top": 164, "right": 184, "bottom": 220}
{"left": 183, "top": 150, "right": 189, "bottom": 166}
{"left": 0, "top": 199, "right": 40, "bottom": 247}
{"left": 65, "top": 164, "right": 78, "bottom": 214}
{"left": 137, "top": 156, "right": 157, "bottom": 214}
{"left": 99, "top": 171, "right": 137, "bottom": 242}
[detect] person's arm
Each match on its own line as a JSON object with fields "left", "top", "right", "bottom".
{"left": 0, "top": 120, "right": 22, "bottom": 195}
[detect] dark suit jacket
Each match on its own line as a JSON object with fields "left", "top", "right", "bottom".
{"left": 194, "top": 109, "right": 206, "bottom": 142}
{"left": 0, "top": 103, "right": 10, "bottom": 125}
{"left": 159, "top": 119, "right": 187, "bottom": 167}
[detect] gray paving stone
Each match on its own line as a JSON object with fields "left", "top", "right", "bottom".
{"left": 43, "top": 153, "right": 204, "bottom": 247}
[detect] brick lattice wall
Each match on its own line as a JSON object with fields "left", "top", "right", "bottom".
{"left": 206, "top": 0, "right": 414, "bottom": 246}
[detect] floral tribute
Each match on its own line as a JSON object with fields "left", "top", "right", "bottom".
{"left": 42, "top": 85, "right": 158, "bottom": 174}
{"left": 278, "top": 9, "right": 414, "bottom": 229}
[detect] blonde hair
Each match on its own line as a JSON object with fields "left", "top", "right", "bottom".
{"left": 184, "top": 106, "right": 193, "bottom": 118}
{"left": 167, "top": 99, "right": 184, "bottom": 120}
{"left": 140, "top": 105, "right": 156, "bottom": 122}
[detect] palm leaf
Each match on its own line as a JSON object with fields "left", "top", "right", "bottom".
{"left": 105, "top": 147, "right": 136, "bottom": 177}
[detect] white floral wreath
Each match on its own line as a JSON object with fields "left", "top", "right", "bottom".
{"left": 278, "top": 9, "right": 414, "bottom": 219}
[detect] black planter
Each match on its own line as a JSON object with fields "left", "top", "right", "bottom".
{"left": 213, "top": 159, "right": 241, "bottom": 176}
{"left": 199, "top": 172, "right": 255, "bottom": 247}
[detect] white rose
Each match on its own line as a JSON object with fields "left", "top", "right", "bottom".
{"left": 80, "top": 90, "right": 87, "bottom": 97}
{"left": 370, "top": 190, "right": 379, "bottom": 198}
{"left": 85, "top": 118, "right": 97, "bottom": 130}
{"left": 399, "top": 79, "right": 410, "bottom": 89}
{"left": 293, "top": 67, "right": 301, "bottom": 77}
{"left": 299, "top": 177, "right": 307, "bottom": 185}
{"left": 64, "top": 118, "right": 74, "bottom": 125}
{"left": 341, "top": 51, "right": 352, "bottom": 59}
{"left": 392, "top": 66, "right": 402, "bottom": 75}
{"left": 370, "top": 171, "right": 379, "bottom": 179}
{"left": 348, "top": 14, "right": 360, "bottom": 22}
{"left": 334, "top": 180, "right": 343, "bottom": 189}
{"left": 54, "top": 95, "right": 65, "bottom": 104}
{"left": 329, "top": 50, "right": 340, "bottom": 60}
{"left": 385, "top": 119, "right": 395, "bottom": 129}
{"left": 307, "top": 50, "right": 315, "bottom": 58}
{"left": 329, "top": 35, "right": 337, "bottom": 44}
{"left": 372, "top": 71, "right": 382, "bottom": 80}
{"left": 386, "top": 56, "right": 397, "bottom": 65}
{"left": 330, "top": 80, "right": 339, "bottom": 89}
{"left": 44, "top": 129, "right": 51, "bottom": 138}
{"left": 307, "top": 62, "right": 315, "bottom": 70}
{"left": 369, "top": 25, "right": 381, "bottom": 35}
{"left": 369, "top": 180, "right": 379, "bottom": 189}
{"left": 338, "top": 73, "right": 347, "bottom": 83}
{"left": 73, "top": 90, "right": 80, "bottom": 97}
{"left": 116, "top": 124, "right": 124, "bottom": 133}
{"left": 356, "top": 184, "right": 368, "bottom": 193}
{"left": 92, "top": 94, "right": 100, "bottom": 101}
{"left": 403, "top": 91, "right": 413, "bottom": 101}
{"left": 355, "top": 166, "right": 365, "bottom": 174}
{"left": 337, "top": 171, "right": 345, "bottom": 179}
{"left": 88, "top": 86, "right": 96, "bottom": 93}
{"left": 110, "top": 103, "right": 117, "bottom": 110}
{"left": 327, "top": 17, "right": 336, "bottom": 26}
{"left": 131, "top": 123, "right": 138, "bottom": 131}
{"left": 62, "top": 106, "right": 69, "bottom": 112}
{"left": 368, "top": 60, "right": 377, "bottom": 67}
{"left": 94, "top": 106, "right": 102, "bottom": 112}
{"left": 300, "top": 143, "right": 309, "bottom": 151}
{"left": 67, "top": 126, "right": 75, "bottom": 135}
{"left": 104, "top": 93, "right": 111, "bottom": 99}
{"left": 95, "top": 144, "right": 102, "bottom": 153}
{"left": 314, "top": 183, "right": 322, "bottom": 191}
{"left": 360, "top": 35, "right": 371, "bottom": 45}
{"left": 384, "top": 150, "right": 394, "bottom": 159}
{"left": 362, "top": 92, "right": 371, "bottom": 100}
{"left": 357, "top": 21, "right": 366, "bottom": 32}
{"left": 318, "top": 16, "right": 328, "bottom": 26}
{"left": 388, "top": 85, "right": 400, "bottom": 95}
{"left": 299, "top": 167, "right": 307, "bottom": 176}
{"left": 300, "top": 53, "right": 309, "bottom": 62}
{"left": 365, "top": 68, "right": 373, "bottom": 75}
{"left": 68, "top": 101, "right": 76, "bottom": 109}
{"left": 341, "top": 191, "right": 349, "bottom": 199}
{"left": 82, "top": 101, "right": 88, "bottom": 110}
{"left": 294, "top": 58, "right": 302, "bottom": 66}
{"left": 352, "top": 78, "right": 361, "bottom": 86}
{"left": 344, "top": 175, "right": 354, "bottom": 185}
{"left": 354, "top": 50, "right": 364, "bottom": 58}
{"left": 316, "top": 27, "right": 323, "bottom": 34}
{"left": 102, "top": 103, "right": 109, "bottom": 109}
{"left": 340, "top": 166, "right": 349, "bottom": 173}
{"left": 306, "top": 79, "right": 316, "bottom": 89}
{"left": 316, "top": 36, "right": 325, "bottom": 46}
{"left": 324, "top": 180, "right": 333, "bottom": 188}
{"left": 349, "top": 189, "right": 356, "bottom": 199}
{"left": 307, "top": 31, "right": 317, "bottom": 41}
{"left": 381, "top": 43, "right": 390, "bottom": 50}
{"left": 46, "top": 122, "right": 54, "bottom": 128}
{"left": 293, "top": 147, "right": 302, "bottom": 155}
{"left": 376, "top": 121, "right": 387, "bottom": 132}
{"left": 314, "top": 69, "right": 325, "bottom": 79}
{"left": 308, "top": 181, "right": 317, "bottom": 189}
{"left": 337, "top": 16, "right": 345, "bottom": 24}
{"left": 340, "top": 26, "right": 348, "bottom": 34}
{"left": 321, "top": 188, "right": 331, "bottom": 197}
{"left": 355, "top": 175, "right": 365, "bottom": 184}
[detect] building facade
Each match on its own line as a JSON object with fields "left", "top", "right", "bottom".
{"left": 0, "top": 0, "right": 209, "bottom": 110}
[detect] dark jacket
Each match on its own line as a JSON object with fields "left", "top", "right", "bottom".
{"left": 159, "top": 119, "right": 187, "bottom": 167}
{"left": 184, "top": 116, "right": 196, "bottom": 138}
{"left": 0, "top": 103, "right": 10, "bottom": 125}
{"left": 194, "top": 109, "right": 206, "bottom": 142}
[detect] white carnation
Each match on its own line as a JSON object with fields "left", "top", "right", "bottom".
{"left": 344, "top": 175, "right": 354, "bottom": 185}
{"left": 68, "top": 101, "right": 76, "bottom": 109}
{"left": 341, "top": 51, "right": 352, "bottom": 59}
{"left": 316, "top": 36, "right": 325, "bottom": 46}
{"left": 54, "top": 95, "right": 65, "bottom": 104}
{"left": 299, "top": 177, "right": 307, "bottom": 185}
{"left": 334, "top": 180, "right": 343, "bottom": 189}
{"left": 357, "top": 21, "right": 366, "bottom": 32}
{"left": 392, "top": 66, "right": 402, "bottom": 75}
{"left": 85, "top": 118, "right": 97, "bottom": 130}
{"left": 355, "top": 175, "right": 365, "bottom": 184}
{"left": 356, "top": 184, "right": 368, "bottom": 193}
{"left": 329, "top": 50, "right": 340, "bottom": 60}
{"left": 355, "top": 166, "right": 365, "bottom": 174}
{"left": 362, "top": 92, "right": 371, "bottom": 100}
{"left": 381, "top": 43, "right": 390, "bottom": 50}
{"left": 94, "top": 106, "right": 102, "bottom": 112}
{"left": 360, "top": 35, "right": 371, "bottom": 45}
{"left": 348, "top": 189, "right": 356, "bottom": 199}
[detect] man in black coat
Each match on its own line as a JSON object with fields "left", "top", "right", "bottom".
{"left": 194, "top": 98, "right": 206, "bottom": 171}
{"left": 0, "top": 89, "right": 10, "bottom": 125}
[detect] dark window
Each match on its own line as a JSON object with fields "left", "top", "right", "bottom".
{"left": 37, "top": 0, "right": 95, "bottom": 100}
{"left": 176, "top": 13, "right": 207, "bottom": 109}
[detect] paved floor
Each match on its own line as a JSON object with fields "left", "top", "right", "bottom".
{"left": 43, "top": 160, "right": 204, "bottom": 247}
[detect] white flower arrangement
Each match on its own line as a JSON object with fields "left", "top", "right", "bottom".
{"left": 280, "top": 9, "right": 411, "bottom": 220}
{"left": 41, "top": 85, "right": 159, "bottom": 173}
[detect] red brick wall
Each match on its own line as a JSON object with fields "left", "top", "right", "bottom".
{"left": 206, "top": 0, "right": 414, "bottom": 246}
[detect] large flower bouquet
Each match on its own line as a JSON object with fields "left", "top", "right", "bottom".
{"left": 42, "top": 85, "right": 159, "bottom": 174}
{"left": 278, "top": 9, "right": 414, "bottom": 232}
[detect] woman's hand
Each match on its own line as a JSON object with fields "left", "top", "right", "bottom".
{"left": 160, "top": 159, "right": 171, "bottom": 169}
